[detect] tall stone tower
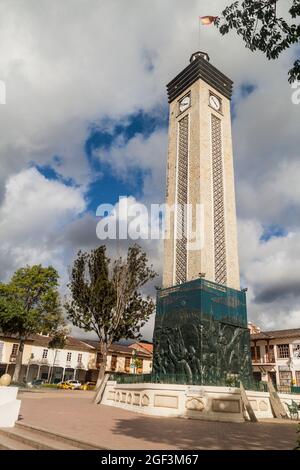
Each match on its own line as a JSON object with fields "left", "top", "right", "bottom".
{"left": 163, "top": 51, "right": 240, "bottom": 291}
{"left": 153, "top": 53, "right": 253, "bottom": 386}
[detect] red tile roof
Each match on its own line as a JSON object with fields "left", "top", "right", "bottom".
{"left": 251, "top": 328, "right": 300, "bottom": 341}
{"left": 129, "top": 342, "right": 153, "bottom": 354}
{"left": 81, "top": 340, "right": 152, "bottom": 358}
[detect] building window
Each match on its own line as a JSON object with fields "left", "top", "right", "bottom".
{"left": 295, "top": 371, "right": 300, "bottom": 386}
{"left": 77, "top": 353, "right": 82, "bottom": 363}
{"left": 66, "top": 352, "right": 72, "bottom": 362}
{"left": 111, "top": 355, "right": 117, "bottom": 371}
{"left": 292, "top": 344, "right": 300, "bottom": 358}
{"left": 277, "top": 344, "right": 290, "bottom": 359}
{"left": 11, "top": 343, "right": 19, "bottom": 358}
{"left": 251, "top": 346, "right": 261, "bottom": 360}
{"left": 42, "top": 349, "right": 48, "bottom": 359}
{"left": 125, "top": 357, "right": 131, "bottom": 372}
{"left": 279, "top": 370, "right": 292, "bottom": 386}
{"left": 253, "top": 372, "right": 262, "bottom": 383}
{"left": 265, "top": 344, "right": 275, "bottom": 362}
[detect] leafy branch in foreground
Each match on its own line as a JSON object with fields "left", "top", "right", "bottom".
{"left": 216, "top": 0, "right": 300, "bottom": 82}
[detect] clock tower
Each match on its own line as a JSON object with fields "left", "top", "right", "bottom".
{"left": 163, "top": 51, "right": 240, "bottom": 291}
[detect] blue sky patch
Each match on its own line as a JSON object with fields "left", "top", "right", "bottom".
{"left": 85, "top": 110, "right": 168, "bottom": 160}
{"left": 86, "top": 165, "right": 148, "bottom": 212}
{"left": 232, "top": 82, "right": 257, "bottom": 119}
{"left": 84, "top": 110, "right": 167, "bottom": 212}
{"left": 240, "top": 83, "right": 257, "bottom": 98}
{"left": 33, "top": 163, "right": 76, "bottom": 187}
{"left": 142, "top": 48, "right": 156, "bottom": 72}
{"left": 260, "top": 224, "right": 287, "bottom": 242}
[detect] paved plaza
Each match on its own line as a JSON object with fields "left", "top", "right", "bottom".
{"left": 18, "top": 390, "right": 299, "bottom": 450}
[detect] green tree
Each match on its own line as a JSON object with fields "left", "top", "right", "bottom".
{"left": 65, "top": 244, "right": 157, "bottom": 403}
{"left": 0, "top": 265, "right": 65, "bottom": 383}
{"left": 216, "top": 0, "right": 300, "bottom": 82}
{"left": 133, "top": 357, "right": 143, "bottom": 374}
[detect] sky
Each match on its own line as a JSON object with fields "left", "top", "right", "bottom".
{"left": 0, "top": 0, "right": 299, "bottom": 340}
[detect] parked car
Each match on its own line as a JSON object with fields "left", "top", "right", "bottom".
{"left": 66, "top": 380, "right": 82, "bottom": 390}
{"left": 57, "top": 380, "right": 81, "bottom": 390}
{"left": 80, "top": 381, "right": 96, "bottom": 391}
{"left": 57, "top": 381, "right": 73, "bottom": 390}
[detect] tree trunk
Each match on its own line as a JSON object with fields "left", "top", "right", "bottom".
{"left": 12, "top": 340, "right": 24, "bottom": 383}
{"left": 93, "top": 346, "right": 108, "bottom": 404}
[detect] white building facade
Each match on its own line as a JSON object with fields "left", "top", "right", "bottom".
{"left": 0, "top": 334, "right": 153, "bottom": 384}
{"left": 250, "top": 328, "right": 300, "bottom": 391}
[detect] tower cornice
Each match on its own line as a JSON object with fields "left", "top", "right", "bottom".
{"left": 167, "top": 54, "right": 233, "bottom": 103}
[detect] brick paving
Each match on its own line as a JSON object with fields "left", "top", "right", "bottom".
{"left": 18, "top": 390, "right": 299, "bottom": 450}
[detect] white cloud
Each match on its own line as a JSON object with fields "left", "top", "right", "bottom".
{"left": 238, "top": 219, "right": 300, "bottom": 330}
{"left": 0, "top": 167, "right": 85, "bottom": 279}
{"left": 94, "top": 194, "right": 163, "bottom": 275}
{"left": 0, "top": 0, "right": 199, "bottom": 193}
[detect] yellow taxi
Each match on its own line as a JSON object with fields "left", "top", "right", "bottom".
{"left": 57, "top": 380, "right": 82, "bottom": 390}
{"left": 57, "top": 381, "right": 73, "bottom": 390}
{"left": 80, "top": 381, "right": 96, "bottom": 391}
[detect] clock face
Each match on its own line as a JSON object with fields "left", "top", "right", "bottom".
{"left": 209, "top": 94, "right": 221, "bottom": 111}
{"left": 179, "top": 95, "right": 190, "bottom": 113}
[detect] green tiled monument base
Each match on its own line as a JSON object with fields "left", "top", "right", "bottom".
{"left": 153, "top": 278, "right": 253, "bottom": 386}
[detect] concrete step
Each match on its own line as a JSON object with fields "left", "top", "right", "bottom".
{"left": 0, "top": 427, "right": 82, "bottom": 450}
{"left": 16, "top": 421, "right": 103, "bottom": 450}
{"left": 0, "top": 433, "right": 35, "bottom": 450}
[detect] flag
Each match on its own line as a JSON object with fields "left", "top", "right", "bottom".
{"left": 200, "top": 16, "right": 218, "bottom": 26}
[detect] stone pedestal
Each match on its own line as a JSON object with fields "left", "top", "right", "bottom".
{"left": 101, "top": 381, "right": 300, "bottom": 422}
{"left": 0, "top": 387, "right": 21, "bottom": 427}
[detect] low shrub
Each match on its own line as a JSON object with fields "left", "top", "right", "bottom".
{"left": 41, "top": 383, "right": 59, "bottom": 388}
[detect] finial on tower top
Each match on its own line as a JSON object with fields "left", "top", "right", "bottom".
{"left": 190, "top": 51, "right": 210, "bottom": 63}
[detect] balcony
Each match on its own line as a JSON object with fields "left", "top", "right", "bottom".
{"left": 252, "top": 354, "right": 275, "bottom": 365}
